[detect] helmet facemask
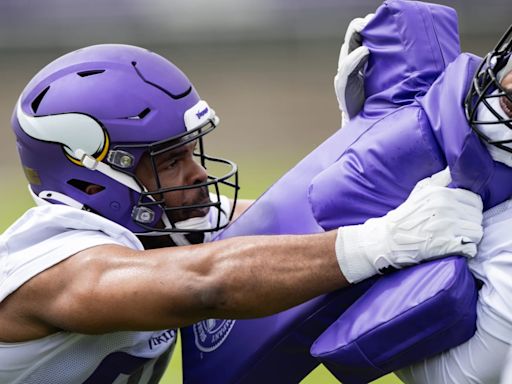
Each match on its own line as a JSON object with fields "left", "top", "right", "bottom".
{"left": 114, "top": 117, "right": 239, "bottom": 237}
{"left": 465, "top": 25, "right": 512, "bottom": 153}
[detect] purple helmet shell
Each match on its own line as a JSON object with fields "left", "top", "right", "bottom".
{"left": 12, "top": 44, "right": 238, "bottom": 234}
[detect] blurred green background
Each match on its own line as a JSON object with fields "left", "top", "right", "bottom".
{"left": 1, "top": 0, "right": 510, "bottom": 383}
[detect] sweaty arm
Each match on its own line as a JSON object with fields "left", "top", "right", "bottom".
{"left": 0, "top": 171, "right": 483, "bottom": 340}
{"left": 1, "top": 231, "right": 342, "bottom": 339}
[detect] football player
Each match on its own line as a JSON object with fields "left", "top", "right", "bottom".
{"left": 0, "top": 44, "right": 482, "bottom": 383}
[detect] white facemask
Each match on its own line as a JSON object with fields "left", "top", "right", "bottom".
{"left": 476, "top": 90, "right": 512, "bottom": 167}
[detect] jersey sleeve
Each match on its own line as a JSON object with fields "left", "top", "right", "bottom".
{"left": 0, "top": 205, "right": 140, "bottom": 303}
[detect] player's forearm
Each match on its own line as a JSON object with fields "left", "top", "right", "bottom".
{"left": 34, "top": 235, "right": 346, "bottom": 334}
{"left": 192, "top": 231, "right": 348, "bottom": 318}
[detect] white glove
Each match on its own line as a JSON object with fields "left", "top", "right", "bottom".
{"left": 334, "top": 14, "right": 374, "bottom": 126}
{"left": 335, "top": 168, "right": 484, "bottom": 283}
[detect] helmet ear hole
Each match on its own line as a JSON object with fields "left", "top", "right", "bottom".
{"left": 67, "top": 179, "right": 105, "bottom": 195}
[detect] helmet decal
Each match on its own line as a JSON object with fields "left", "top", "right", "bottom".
{"left": 16, "top": 103, "right": 109, "bottom": 165}
{"left": 184, "top": 100, "right": 218, "bottom": 131}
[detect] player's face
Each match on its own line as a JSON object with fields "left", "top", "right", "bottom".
{"left": 500, "top": 70, "right": 512, "bottom": 118}
{"left": 135, "top": 140, "right": 211, "bottom": 223}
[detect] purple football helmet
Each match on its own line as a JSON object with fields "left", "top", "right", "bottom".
{"left": 12, "top": 44, "right": 239, "bottom": 235}
{"left": 465, "top": 24, "right": 512, "bottom": 151}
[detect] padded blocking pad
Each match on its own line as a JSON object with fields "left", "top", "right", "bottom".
{"left": 181, "top": 113, "right": 378, "bottom": 383}
{"left": 311, "top": 257, "right": 478, "bottom": 384}
{"left": 182, "top": 281, "right": 375, "bottom": 384}
{"left": 181, "top": 1, "right": 489, "bottom": 383}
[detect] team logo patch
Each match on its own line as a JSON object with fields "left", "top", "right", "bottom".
{"left": 193, "top": 319, "right": 236, "bottom": 352}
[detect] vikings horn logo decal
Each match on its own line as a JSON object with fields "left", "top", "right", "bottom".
{"left": 17, "top": 103, "right": 110, "bottom": 165}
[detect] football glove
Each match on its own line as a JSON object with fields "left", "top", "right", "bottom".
{"left": 335, "top": 168, "right": 484, "bottom": 283}
{"left": 334, "top": 14, "right": 374, "bottom": 126}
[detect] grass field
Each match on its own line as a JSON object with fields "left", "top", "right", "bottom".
{"left": 1, "top": 168, "right": 403, "bottom": 383}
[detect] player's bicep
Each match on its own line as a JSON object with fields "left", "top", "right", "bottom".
{"left": 30, "top": 244, "right": 210, "bottom": 334}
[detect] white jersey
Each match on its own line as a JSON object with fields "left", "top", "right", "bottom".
{"left": 397, "top": 198, "right": 512, "bottom": 384}
{"left": 0, "top": 205, "right": 176, "bottom": 384}
{"left": 0, "top": 198, "right": 230, "bottom": 384}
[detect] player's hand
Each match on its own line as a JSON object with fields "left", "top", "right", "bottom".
{"left": 334, "top": 14, "right": 374, "bottom": 126}
{"left": 335, "top": 168, "right": 484, "bottom": 283}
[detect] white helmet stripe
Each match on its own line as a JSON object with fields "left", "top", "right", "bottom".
{"left": 16, "top": 102, "right": 107, "bottom": 160}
